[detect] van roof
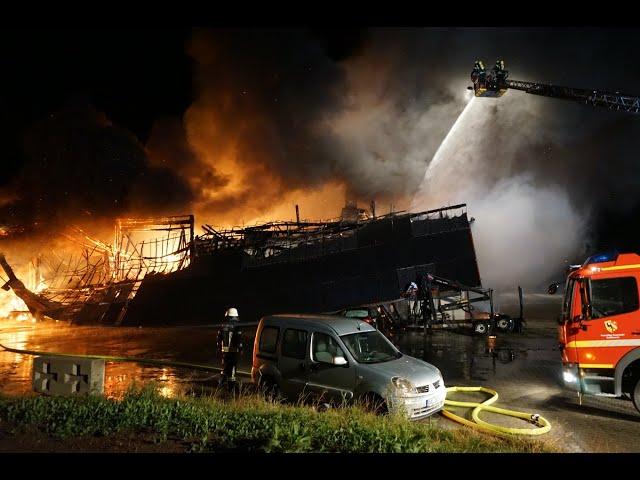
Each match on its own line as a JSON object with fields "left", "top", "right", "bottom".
{"left": 262, "top": 314, "right": 376, "bottom": 336}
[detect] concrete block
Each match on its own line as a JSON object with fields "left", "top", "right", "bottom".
{"left": 32, "top": 356, "right": 105, "bottom": 396}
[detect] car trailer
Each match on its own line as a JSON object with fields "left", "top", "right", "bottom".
{"left": 326, "top": 274, "right": 524, "bottom": 337}
{"left": 418, "top": 274, "right": 524, "bottom": 336}
{"left": 327, "top": 301, "right": 403, "bottom": 336}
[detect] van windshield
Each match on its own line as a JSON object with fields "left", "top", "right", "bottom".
{"left": 340, "top": 331, "right": 401, "bottom": 364}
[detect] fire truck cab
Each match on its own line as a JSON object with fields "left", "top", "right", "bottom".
{"left": 559, "top": 252, "right": 640, "bottom": 412}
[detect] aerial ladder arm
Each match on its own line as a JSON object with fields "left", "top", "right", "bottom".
{"left": 506, "top": 79, "right": 640, "bottom": 114}
{"left": 471, "top": 59, "right": 640, "bottom": 114}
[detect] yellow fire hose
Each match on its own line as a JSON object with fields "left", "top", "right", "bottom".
{"left": 442, "top": 386, "right": 551, "bottom": 436}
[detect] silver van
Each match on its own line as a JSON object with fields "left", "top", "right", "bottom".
{"left": 251, "top": 314, "right": 446, "bottom": 420}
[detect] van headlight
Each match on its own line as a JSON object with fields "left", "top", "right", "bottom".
{"left": 392, "top": 376, "right": 415, "bottom": 395}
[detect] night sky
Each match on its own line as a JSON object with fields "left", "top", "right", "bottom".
{"left": 0, "top": 28, "right": 363, "bottom": 162}
{"left": 1, "top": 28, "right": 640, "bottom": 262}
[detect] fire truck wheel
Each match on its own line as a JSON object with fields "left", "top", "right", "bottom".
{"left": 632, "top": 378, "right": 640, "bottom": 414}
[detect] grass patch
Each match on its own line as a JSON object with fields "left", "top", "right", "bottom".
{"left": 0, "top": 384, "right": 556, "bottom": 453}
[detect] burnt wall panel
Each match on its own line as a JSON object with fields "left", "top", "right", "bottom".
{"left": 123, "top": 213, "right": 481, "bottom": 326}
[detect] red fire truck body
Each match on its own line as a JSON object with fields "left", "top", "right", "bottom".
{"left": 560, "top": 252, "right": 640, "bottom": 411}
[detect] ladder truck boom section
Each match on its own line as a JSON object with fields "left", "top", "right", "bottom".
{"left": 470, "top": 60, "right": 640, "bottom": 114}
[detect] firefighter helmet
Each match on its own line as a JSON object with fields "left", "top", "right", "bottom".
{"left": 225, "top": 307, "right": 239, "bottom": 320}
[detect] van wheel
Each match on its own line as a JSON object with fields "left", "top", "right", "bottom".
{"left": 259, "top": 376, "right": 280, "bottom": 401}
{"left": 473, "top": 321, "right": 488, "bottom": 335}
{"left": 362, "top": 393, "right": 388, "bottom": 415}
{"left": 631, "top": 378, "right": 640, "bottom": 414}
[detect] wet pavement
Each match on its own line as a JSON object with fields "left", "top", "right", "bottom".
{"left": 407, "top": 292, "right": 640, "bottom": 452}
{"left": 0, "top": 320, "right": 250, "bottom": 399}
{"left": 1, "top": 292, "right": 639, "bottom": 452}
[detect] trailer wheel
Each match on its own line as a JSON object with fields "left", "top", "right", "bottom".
{"left": 496, "top": 317, "right": 512, "bottom": 332}
{"left": 473, "top": 321, "right": 488, "bottom": 335}
{"left": 632, "top": 378, "right": 640, "bottom": 414}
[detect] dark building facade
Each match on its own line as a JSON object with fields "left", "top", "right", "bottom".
{"left": 122, "top": 205, "right": 481, "bottom": 325}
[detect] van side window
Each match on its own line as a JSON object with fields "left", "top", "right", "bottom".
{"left": 590, "top": 277, "right": 639, "bottom": 319}
{"left": 259, "top": 326, "right": 279, "bottom": 354}
{"left": 311, "top": 332, "right": 345, "bottom": 363}
{"left": 282, "top": 329, "right": 308, "bottom": 359}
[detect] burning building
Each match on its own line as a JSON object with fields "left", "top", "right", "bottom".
{"left": 0, "top": 217, "right": 194, "bottom": 324}
{"left": 0, "top": 203, "right": 481, "bottom": 326}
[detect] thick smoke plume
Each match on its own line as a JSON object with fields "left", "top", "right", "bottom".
{"left": 147, "top": 29, "right": 358, "bottom": 226}
{"left": 333, "top": 29, "right": 640, "bottom": 288}
{"left": 0, "top": 102, "right": 193, "bottom": 237}
{"left": 411, "top": 94, "right": 588, "bottom": 289}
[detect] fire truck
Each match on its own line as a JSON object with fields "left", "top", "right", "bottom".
{"left": 558, "top": 252, "right": 640, "bottom": 412}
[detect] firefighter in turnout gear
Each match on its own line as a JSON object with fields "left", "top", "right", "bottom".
{"left": 217, "top": 307, "right": 244, "bottom": 386}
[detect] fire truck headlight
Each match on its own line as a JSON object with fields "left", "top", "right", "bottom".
{"left": 563, "top": 370, "right": 578, "bottom": 384}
